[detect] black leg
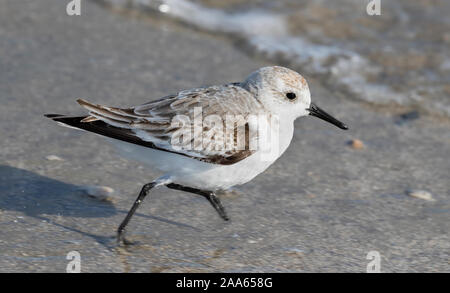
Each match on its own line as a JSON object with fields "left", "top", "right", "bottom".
{"left": 117, "top": 182, "right": 156, "bottom": 244}
{"left": 166, "top": 183, "right": 229, "bottom": 221}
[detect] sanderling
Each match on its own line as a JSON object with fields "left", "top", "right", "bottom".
{"left": 45, "top": 66, "right": 348, "bottom": 244}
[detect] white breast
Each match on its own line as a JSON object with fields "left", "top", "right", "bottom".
{"left": 110, "top": 119, "right": 295, "bottom": 190}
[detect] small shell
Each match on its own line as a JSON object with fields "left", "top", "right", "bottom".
{"left": 406, "top": 189, "right": 435, "bottom": 201}
{"left": 80, "top": 185, "right": 115, "bottom": 201}
{"left": 45, "top": 155, "right": 64, "bottom": 161}
{"left": 348, "top": 139, "right": 364, "bottom": 149}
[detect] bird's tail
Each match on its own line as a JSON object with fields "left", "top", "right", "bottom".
{"left": 44, "top": 114, "right": 90, "bottom": 131}
{"left": 44, "top": 113, "right": 149, "bottom": 147}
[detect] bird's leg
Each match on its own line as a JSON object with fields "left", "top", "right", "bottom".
{"left": 117, "top": 182, "right": 157, "bottom": 245}
{"left": 166, "top": 183, "right": 229, "bottom": 221}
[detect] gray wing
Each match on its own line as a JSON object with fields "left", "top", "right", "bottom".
{"left": 76, "top": 83, "right": 265, "bottom": 165}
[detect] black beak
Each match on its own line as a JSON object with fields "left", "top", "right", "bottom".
{"left": 308, "top": 103, "right": 348, "bottom": 130}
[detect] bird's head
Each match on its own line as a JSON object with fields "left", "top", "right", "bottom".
{"left": 243, "top": 66, "right": 348, "bottom": 130}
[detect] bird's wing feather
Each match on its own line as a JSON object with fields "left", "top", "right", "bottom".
{"left": 74, "top": 83, "right": 265, "bottom": 165}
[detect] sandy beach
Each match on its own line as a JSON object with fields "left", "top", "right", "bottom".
{"left": 0, "top": 0, "right": 448, "bottom": 272}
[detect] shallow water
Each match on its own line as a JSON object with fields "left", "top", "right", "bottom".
{"left": 100, "top": 0, "right": 450, "bottom": 118}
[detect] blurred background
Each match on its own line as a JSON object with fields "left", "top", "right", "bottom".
{"left": 0, "top": 0, "right": 448, "bottom": 272}
{"left": 102, "top": 0, "right": 450, "bottom": 118}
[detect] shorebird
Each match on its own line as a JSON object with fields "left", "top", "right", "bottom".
{"left": 45, "top": 66, "right": 348, "bottom": 244}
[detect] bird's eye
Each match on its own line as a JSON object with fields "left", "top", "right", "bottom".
{"left": 286, "top": 92, "right": 296, "bottom": 100}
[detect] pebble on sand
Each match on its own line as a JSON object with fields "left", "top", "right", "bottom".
{"left": 348, "top": 139, "right": 364, "bottom": 149}
{"left": 406, "top": 189, "right": 435, "bottom": 201}
{"left": 80, "top": 185, "right": 115, "bottom": 202}
{"left": 45, "top": 155, "right": 64, "bottom": 161}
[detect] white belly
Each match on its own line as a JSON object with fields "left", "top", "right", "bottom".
{"left": 110, "top": 121, "right": 294, "bottom": 190}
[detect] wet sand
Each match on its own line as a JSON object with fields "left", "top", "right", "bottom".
{"left": 0, "top": 0, "right": 448, "bottom": 272}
